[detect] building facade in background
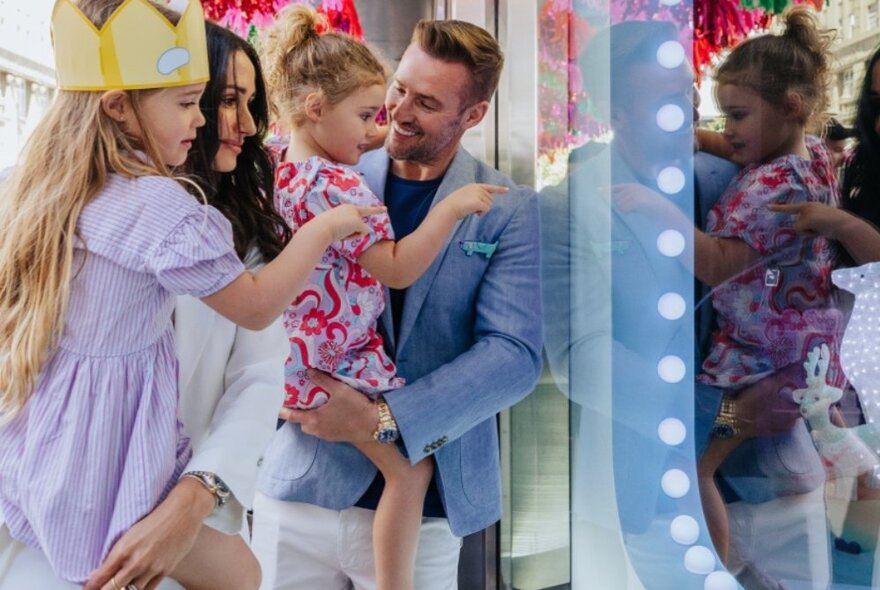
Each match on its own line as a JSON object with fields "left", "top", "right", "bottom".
{"left": 819, "top": 0, "right": 880, "bottom": 125}
{"left": 0, "top": 0, "right": 55, "bottom": 169}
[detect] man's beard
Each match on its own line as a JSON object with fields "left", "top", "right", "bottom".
{"left": 385, "top": 117, "right": 463, "bottom": 164}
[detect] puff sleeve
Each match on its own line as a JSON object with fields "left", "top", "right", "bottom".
{"left": 145, "top": 205, "right": 246, "bottom": 297}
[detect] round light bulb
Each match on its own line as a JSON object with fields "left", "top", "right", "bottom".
{"left": 670, "top": 515, "right": 699, "bottom": 545}
{"left": 657, "top": 230, "right": 686, "bottom": 257}
{"left": 704, "top": 571, "right": 738, "bottom": 590}
{"left": 658, "top": 418, "right": 687, "bottom": 446}
{"left": 657, "top": 104, "right": 686, "bottom": 132}
{"left": 661, "top": 468, "right": 690, "bottom": 498}
{"left": 657, "top": 41, "right": 686, "bottom": 69}
{"left": 657, "top": 166, "right": 686, "bottom": 195}
{"left": 658, "top": 292, "right": 686, "bottom": 320}
{"left": 658, "top": 355, "right": 686, "bottom": 383}
{"left": 684, "top": 546, "right": 715, "bottom": 575}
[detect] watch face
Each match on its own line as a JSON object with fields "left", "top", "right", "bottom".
{"left": 214, "top": 477, "right": 231, "bottom": 496}
{"left": 376, "top": 428, "right": 399, "bottom": 444}
{"left": 711, "top": 423, "right": 736, "bottom": 440}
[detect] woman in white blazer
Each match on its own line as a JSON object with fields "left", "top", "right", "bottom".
{"left": 0, "top": 23, "right": 289, "bottom": 590}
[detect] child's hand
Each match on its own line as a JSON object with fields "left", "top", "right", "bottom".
{"left": 768, "top": 202, "right": 846, "bottom": 240}
{"left": 444, "top": 183, "right": 508, "bottom": 219}
{"left": 318, "top": 204, "right": 386, "bottom": 241}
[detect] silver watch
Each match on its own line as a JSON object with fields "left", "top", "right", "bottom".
{"left": 181, "top": 471, "right": 231, "bottom": 508}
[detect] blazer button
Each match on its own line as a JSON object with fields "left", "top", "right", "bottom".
{"left": 423, "top": 445, "right": 432, "bottom": 454}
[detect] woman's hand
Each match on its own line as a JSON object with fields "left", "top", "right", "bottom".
{"left": 85, "top": 478, "right": 215, "bottom": 590}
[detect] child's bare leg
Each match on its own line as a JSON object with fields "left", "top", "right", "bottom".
{"left": 355, "top": 441, "right": 434, "bottom": 590}
{"left": 698, "top": 436, "right": 742, "bottom": 565}
{"left": 171, "top": 525, "right": 261, "bottom": 590}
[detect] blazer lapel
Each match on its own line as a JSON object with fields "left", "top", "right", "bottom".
{"left": 396, "top": 148, "right": 475, "bottom": 355}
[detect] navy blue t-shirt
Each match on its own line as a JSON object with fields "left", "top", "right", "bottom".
{"left": 355, "top": 172, "right": 446, "bottom": 517}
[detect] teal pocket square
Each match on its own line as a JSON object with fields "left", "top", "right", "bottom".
{"left": 460, "top": 240, "right": 498, "bottom": 259}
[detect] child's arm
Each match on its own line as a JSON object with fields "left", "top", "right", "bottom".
{"left": 358, "top": 183, "right": 508, "bottom": 289}
{"left": 696, "top": 127, "right": 735, "bottom": 160}
{"left": 611, "top": 182, "right": 758, "bottom": 286}
{"left": 694, "top": 230, "right": 760, "bottom": 287}
{"left": 170, "top": 525, "right": 261, "bottom": 590}
{"left": 769, "top": 202, "right": 880, "bottom": 265}
{"left": 202, "top": 204, "right": 382, "bottom": 330}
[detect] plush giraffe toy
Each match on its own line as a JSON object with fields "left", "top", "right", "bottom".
{"left": 794, "top": 343, "right": 880, "bottom": 478}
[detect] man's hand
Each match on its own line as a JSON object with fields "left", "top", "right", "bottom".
{"left": 611, "top": 183, "right": 689, "bottom": 229}
{"left": 84, "top": 478, "right": 215, "bottom": 590}
{"left": 279, "top": 370, "right": 379, "bottom": 443}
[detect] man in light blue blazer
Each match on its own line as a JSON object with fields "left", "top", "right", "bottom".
{"left": 251, "top": 19, "right": 542, "bottom": 590}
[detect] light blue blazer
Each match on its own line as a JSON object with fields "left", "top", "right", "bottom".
{"left": 257, "top": 146, "right": 543, "bottom": 537}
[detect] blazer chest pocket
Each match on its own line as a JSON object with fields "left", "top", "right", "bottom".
{"left": 261, "top": 423, "right": 319, "bottom": 481}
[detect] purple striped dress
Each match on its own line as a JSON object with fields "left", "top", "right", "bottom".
{"left": 0, "top": 174, "right": 245, "bottom": 584}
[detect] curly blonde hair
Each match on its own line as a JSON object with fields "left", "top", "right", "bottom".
{"left": 259, "top": 3, "right": 389, "bottom": 129}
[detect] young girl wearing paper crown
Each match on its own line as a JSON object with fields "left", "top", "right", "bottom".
{"left": 0, "top": 0, "right": 378, "bottom": 588}
{"left": 258, "top": 5, "right": 506, "bottom": 589}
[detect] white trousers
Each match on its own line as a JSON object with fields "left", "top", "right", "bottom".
{"left": 251, "top": 492, "right": 461, "bottom": 590}
{"left": 726, "top": 487, "right": 831, "bottom": 590}
{"left": 0, "top": 521, "right": 234, "bottom": 590}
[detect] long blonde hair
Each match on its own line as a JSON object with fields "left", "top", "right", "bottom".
{"left": 0, "top": 0, "right": 176, "bottom": 420}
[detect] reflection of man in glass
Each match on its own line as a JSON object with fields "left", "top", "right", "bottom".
{"left": 542, "top": 17, "right": 832, "bottom": 589}
{"left": 542, "top": 19, "right": 705, "bottom": 588}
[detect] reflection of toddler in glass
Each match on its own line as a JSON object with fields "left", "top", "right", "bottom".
{"left": 260, "top": 6, "right": 504, "bottom": 589}
{"left": 692, "top": 6, "right": 843, "bottom": 564}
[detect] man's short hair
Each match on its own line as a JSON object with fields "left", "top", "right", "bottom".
{"left": 580, "top": 20, "right": 679, "bottom": 102}
{"left": 411, "top": 19, "right": 504, "bottom": 105}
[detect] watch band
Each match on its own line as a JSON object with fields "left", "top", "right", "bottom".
{"left": 373, "top": 397, "right": 399, "bottom": 444}
{"left": 711, "top": 396, "right": 740, "bottom": 439}
{"left": 181, "top": 471, "right": 231, "bottom": 508}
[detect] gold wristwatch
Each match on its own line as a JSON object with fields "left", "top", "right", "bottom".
{"left": 372, "top": 397, "right": 400, "bottom": 444}
{"left": 181, "top": 471, "right": 231, "bottom": 508}
{"left": 711, "top": 395, "right": 740, "bottom": 439}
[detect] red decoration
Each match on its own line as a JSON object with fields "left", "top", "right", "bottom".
{"left": 694, "top": 0, "right": 771, "bottom": 83}
{"left": 201, "top": 0, "right": 363, "bottom": 40}
{"left": 694, "top": 0, "right": 825, "bottom": 83}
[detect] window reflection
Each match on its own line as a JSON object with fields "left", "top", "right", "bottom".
{"left": 503, "top": 0, "right": 880, "bottom": 589}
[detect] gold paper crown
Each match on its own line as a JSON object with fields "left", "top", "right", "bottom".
{"left": 51, "top": 0, "right": 209, "bottom": 91}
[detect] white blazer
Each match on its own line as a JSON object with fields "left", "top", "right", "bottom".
{"left": 174, "top": 249, "right": 288, "bottom": 534}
